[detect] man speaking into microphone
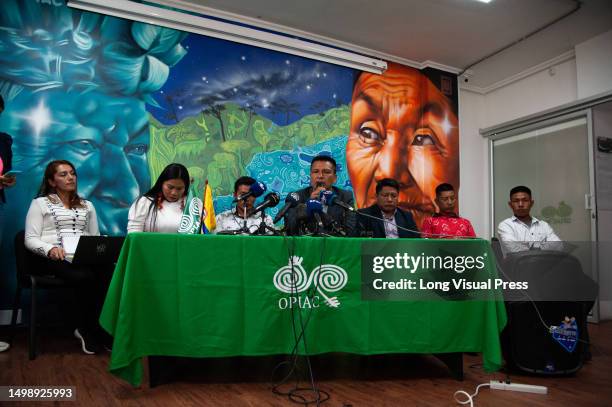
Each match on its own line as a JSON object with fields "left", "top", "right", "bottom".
{"left": 284, "top": 156, "right": 355, "bottom": 236}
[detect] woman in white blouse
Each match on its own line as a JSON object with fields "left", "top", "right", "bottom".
{"left": 24, "top": 160, "right": 107, "bottom": 355}
{"left": 127, "top": 163, "right": 193, "bottom": 233}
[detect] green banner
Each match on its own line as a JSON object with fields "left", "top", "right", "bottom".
{"left": 100, "top": 234, "right": 506, "bottom": 387}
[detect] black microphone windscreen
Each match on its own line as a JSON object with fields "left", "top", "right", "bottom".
{"left": 267, "top": 192, "right": 281, "bottom": 207}
{"left": 286, "top": 192, "right": 300, "bottom": 204}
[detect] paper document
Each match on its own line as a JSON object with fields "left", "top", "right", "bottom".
{"left": 62, "top": 235, "right": 80, "bottom": 263}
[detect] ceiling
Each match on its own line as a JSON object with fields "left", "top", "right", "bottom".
{"left": 155, "top": 0, "right": 612, "bottom": 89}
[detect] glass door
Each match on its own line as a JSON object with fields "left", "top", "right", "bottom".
{"left": 491, "top": 114, "right": 599, "bottom": 321}
{"left": 492, "top": 116, "right": 594, "bottom": 242}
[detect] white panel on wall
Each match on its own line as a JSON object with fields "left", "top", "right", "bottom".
{"left": 576, "top": 29, "right": 612, "bottom": 100}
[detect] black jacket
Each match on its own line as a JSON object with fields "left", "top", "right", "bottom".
{"left": 0, "top": 132, "right": 13, "bottom": 204}
{"left": 284, "top": 186, "right": 356, "bottom": 236}
{"left": 356, "top": 204, "right": 420, "bottom": 238}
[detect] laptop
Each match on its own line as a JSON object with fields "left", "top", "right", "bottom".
{"left": 71, "top": 236, "right": 125, "bottom": 266}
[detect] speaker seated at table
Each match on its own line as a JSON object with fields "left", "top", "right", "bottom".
{"left": 498, "top": 250, "right": 597, "bottom": 375}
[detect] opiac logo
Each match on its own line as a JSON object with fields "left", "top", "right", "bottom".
{"left": 273, "top": 256, "right": 348, "bottom": 309}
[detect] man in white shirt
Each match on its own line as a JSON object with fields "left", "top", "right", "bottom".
{"left": 497, "top": 185, "right": 562, "bottom": 255}
{"left": 215, "top": 176, "right": 275, "bottom": 235}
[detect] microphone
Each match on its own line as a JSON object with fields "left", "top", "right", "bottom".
{"left": 318, "top": 191, "right": 349, "bottom": 236}
{"left": 355, "top": 210, "right": 421, "bottom": 236}
{"left": 306, "top": 199, "right": 324, "bottom": 229}
{"left": 318, "top": 190, "right": 334, "bottom": 206}
{"left": 248, "top": 192, "right": 280, "bottom": 216}
{"left": 233, "top": 181, "right": 266, "bottom": 202}
{"left": 273, "top": 192, "right": 300, "bottom": 223}
{"left": 330, "top": 196, "right": 355, "bottom": 212}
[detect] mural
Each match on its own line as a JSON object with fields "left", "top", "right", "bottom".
{"left": 147, "top": 33, "right": 355, "bottom": 215}
{"left": 348, "top": 63, "right": 459, "bottom": 228}
{"left": 0, "top": 0, "right": 188, "bottom": 238}
{"left": 0, "top": 0, "right": 355, "bottom": 309}
{"left": 0, "top": 0, "right": 458, "bottom": 310}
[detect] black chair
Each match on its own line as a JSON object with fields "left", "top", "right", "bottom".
{"left": 10, "top": 230, "right": 72, "bottom": 360}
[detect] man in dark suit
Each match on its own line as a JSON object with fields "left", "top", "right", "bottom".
{"left": 284, "top": 155, "right": 355, "bottom": 236}
{"left": 356, "top": 178, "right": 420, "bottom": 238}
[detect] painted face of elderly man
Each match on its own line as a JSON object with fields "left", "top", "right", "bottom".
{"left": 347, "top": 63, "right": 459, "bottom": 228}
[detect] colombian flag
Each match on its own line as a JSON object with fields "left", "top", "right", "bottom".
{"left": 201, "top": 180, "right": 216, "bottom": 234}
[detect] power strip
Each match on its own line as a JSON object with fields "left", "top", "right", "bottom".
{"left": 489, "top": 380, "right": 548, "bottom": 394}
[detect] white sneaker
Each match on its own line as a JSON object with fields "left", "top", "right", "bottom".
{"left": 0, "top": 341, "right": 9, "bottom": 352}
{"left": 73, "top": 329, "right": 96, "bottom": 355}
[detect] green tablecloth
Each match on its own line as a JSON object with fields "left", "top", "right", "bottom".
{"left": 100, "top": 233, "right": 507, "bottom": 387}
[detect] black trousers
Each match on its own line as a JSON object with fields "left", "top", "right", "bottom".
{"left": 28, "top": 253, "right": 112, "bottom": 334}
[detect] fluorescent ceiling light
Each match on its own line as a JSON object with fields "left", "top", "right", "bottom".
{"left": 67, "top": 0, "right": 387, "bottom": 74}
{"left": 474, "top": 0, "right": 493, "bottom": 3}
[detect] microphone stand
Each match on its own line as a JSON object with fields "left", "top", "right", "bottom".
{"left": 219, "top": 203, "right": 252, "bottom": 235}
{"left": 303, "top": 213, "right": 332, "bottom": 237}
{"left": 240, "top": 204, "right": 252, "bottom": 234}
{"left": 327, "top": 218, "right": 347, "bottom": 237}
{"left": 252, "top": 211, "right": 281, "bottom": 236}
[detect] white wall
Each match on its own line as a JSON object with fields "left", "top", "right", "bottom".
{"left": 458, "top": 89, "right": 488, "bottom": 237}
{"left": 576, "top": 29, "right": 612, "bottom": 99}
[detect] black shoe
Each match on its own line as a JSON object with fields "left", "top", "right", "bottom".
{"left": 73, "top": 329, "right": 99, "bottom": 355}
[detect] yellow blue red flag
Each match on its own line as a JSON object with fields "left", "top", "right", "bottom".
{"left": 202, "top": 180, "right": 216, "bottom": 234}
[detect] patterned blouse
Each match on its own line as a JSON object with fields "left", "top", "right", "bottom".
{"left": 24, "top": 194, "right": 99, "bottom": 257}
